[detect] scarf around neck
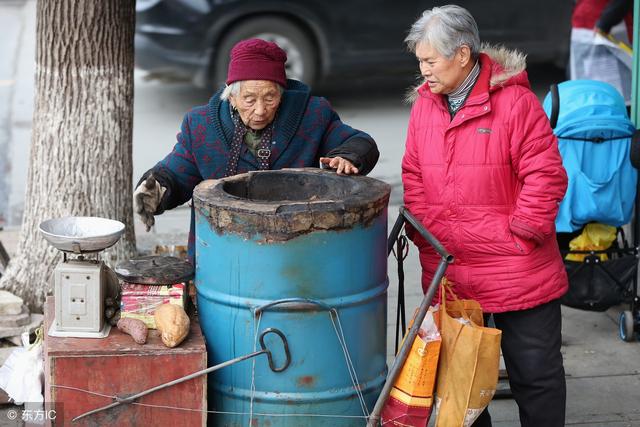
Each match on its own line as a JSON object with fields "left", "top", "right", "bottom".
{"left": 446, "top": 60, "right": 480, "bottom": 116}
{"left": 225, "top": 105, "right": 275, "bottom": 177}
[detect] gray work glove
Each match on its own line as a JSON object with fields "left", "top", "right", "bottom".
{"left": 134, "top": 175, "right": 167, "bottom": 232}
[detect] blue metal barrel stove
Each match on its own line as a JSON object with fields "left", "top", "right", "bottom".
{"left": 193, "top": 168, "right": 391, "bottom": 426}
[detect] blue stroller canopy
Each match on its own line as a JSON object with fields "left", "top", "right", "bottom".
{"left": 544, "top": 80, "right": 633, "bottom": 140}
{"left": 542, "top": 80, "right": 637, "bottom": 232}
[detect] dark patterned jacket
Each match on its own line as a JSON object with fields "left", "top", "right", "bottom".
{"left": 140, "top": 79, "right": 379, "bottom": 262}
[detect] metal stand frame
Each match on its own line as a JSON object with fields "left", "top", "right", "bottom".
{"left": 620, "top": 173, "right": 640, "bottom": 341}
{"left": 367, "top": 207, "right": 453, "bottom": 426}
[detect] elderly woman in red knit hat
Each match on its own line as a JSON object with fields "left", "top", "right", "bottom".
{"left": 133, "top": 38, "right": 379, "bottom": 263}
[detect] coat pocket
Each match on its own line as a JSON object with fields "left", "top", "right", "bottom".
{"left": 460, "top": 211, "right": 522, "bottom": 257}
{"left": 510, "top": 233, "right": 537, "bottom": 255}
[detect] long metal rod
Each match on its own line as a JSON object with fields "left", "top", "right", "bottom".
{"left": 368, "top": 207, "right": 452, "bottom": 425}
{"left": 367, "top": 257, "right": 450, "bottom": 426}
{"left": 72, "top": 349, "right": 267, "bottom": 422}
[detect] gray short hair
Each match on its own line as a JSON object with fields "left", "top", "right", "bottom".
{"left": 220, "top": 81, "right": 285, "bottom": 100}
{"left": 405, "top": 5, "right": 480, "bottom": 60}
{"left": 220, "top": 81, "right": 241, "bottom": 100}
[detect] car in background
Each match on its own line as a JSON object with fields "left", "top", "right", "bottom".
{"left": 135, "top": 0, "right": 572, "bottom": 90}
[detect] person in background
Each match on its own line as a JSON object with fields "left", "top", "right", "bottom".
{"left": 133, "top": 38, "right": 379, "bottom": 263}
{"left": 402, "top": 5, "right": 569, "bottom": 426}
{"left": 572, "top": 0, "right": 633, "bottom": 41}
{"left": 570, "top": 0, "right": 634, "bottom": 106}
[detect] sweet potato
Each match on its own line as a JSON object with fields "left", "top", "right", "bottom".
{"left": 108, "top": 310, "right": 121, "bottom": 327}
{"left": 154, "top": 304, "right": 189, "bottom": 348}
{"left": 117, "top": 317, "right": 148, "bottom": 344}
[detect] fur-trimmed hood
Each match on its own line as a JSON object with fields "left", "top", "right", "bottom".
{"left": 482, "top": 44, "right": 527, "bottom": 88}
{"left": 406, "top": 44, "right": 528, "bottom": 104}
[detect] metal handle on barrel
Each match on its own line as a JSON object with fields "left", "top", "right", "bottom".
{"left": 254, "top": 298, "right": 334, "bottom": 315}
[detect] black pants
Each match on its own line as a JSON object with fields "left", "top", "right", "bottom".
{"left": 472, "top": 299, "right": 566, "bottom": 427}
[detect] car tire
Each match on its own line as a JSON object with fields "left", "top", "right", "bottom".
{"left": 212, "top": 16, "right": 318, "bottom": 90}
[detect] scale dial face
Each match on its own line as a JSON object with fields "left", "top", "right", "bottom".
{"left": 54, "top": 260, "right": 104, "bottom": 333}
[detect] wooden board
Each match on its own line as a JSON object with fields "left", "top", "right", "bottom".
{"left": 43, "top": 296, "right": 207, "bottom": 426}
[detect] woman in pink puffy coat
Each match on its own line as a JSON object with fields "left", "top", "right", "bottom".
{"left": 402, "top": 5, "right": 569, "bottom": 427}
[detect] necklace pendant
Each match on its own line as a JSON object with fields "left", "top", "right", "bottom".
{"left": 257, "top": 148, "right": 271, "bottom": 159}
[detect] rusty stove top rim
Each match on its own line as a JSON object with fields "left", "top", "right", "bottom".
{"left": 192, "top": 170, "right": 391, "bottom": 212}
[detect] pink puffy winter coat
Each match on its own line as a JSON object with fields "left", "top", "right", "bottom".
{"left": 402, "top": 48, "right": 569, "bottom": 313}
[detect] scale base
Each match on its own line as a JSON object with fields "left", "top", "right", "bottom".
{"left": 48, "top": 319, "right": 111, "bottom": 338}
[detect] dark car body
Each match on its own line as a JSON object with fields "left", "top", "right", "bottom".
{"left": 135, "top": 0, "right": 573, "bottom": 89}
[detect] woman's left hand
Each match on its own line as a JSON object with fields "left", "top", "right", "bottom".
{"left": 319, "top": 156, "right": 359, "bottom": 175}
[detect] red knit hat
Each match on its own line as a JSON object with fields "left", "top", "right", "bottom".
{"left": 226, "top": 38, "right": 287, "bottom": 87}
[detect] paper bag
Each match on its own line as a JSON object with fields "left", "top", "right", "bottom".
{"left": 434, "top": 284, "right": 502, "bottom": 427}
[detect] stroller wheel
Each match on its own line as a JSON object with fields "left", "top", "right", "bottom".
{"left": 619, "top": 311, "right": 635, "bottom": 342}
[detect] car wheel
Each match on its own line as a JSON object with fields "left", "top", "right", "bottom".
{"left": 212, "top": 16, "right": 317, "bottom": 90}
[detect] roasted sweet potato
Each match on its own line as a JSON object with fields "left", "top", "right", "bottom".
{"left": 154, "top": 304, "right": 189, "bottom": 348}
{"left": 117, "top": 317, "right": 148, "bottom": 344}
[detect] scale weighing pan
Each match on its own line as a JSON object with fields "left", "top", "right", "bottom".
{"left": 39, "top": 216, "right": 125, "bottom": 253}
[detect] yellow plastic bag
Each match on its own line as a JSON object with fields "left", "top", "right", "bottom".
{"left": 381, "top": 309, "right": 441, "bottom": 426}
{"left": 565, "top": 223, "right": 617, "bottom": 262}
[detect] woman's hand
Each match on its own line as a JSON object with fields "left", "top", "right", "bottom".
{"left": 133, "top": 175, "right": 166, "bottom": 231}
{"left": 319, "top": 156, "right": 359, "bottom": 175}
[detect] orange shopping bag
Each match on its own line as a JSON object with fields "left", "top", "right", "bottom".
{"left": 434, "top": 283, "right": 502, "bottom": 427}
{"left": 381, "top": 308, "right": 441, "bottom": 426}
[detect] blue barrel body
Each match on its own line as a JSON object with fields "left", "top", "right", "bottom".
{"left": 193, "top": 169, "right": 391, "bottom": 426}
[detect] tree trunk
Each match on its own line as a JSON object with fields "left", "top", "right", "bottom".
{"left": 0, "top": 0, "right": 137, "bottom": 311}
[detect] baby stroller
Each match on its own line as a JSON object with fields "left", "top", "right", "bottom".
{"left": 543, "top": 80, "right": 639, "bottom": 341}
